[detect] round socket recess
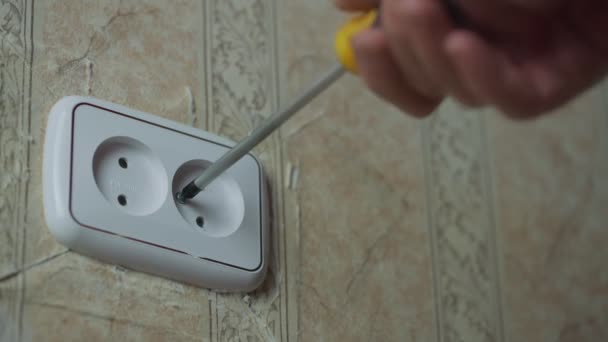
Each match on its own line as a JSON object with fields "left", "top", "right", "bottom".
{"left": 172, "top": 159, "right": 245, "bottom": 237}
{"left": 93, "top": 136, "right": 168, "bottom": 216}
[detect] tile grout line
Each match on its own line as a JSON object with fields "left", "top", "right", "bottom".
{"left": 602, "top": 83, "right": 608, "bottom": 147}
{"left": 215, "top": 291, "right": 218, "bottom": 341}
{"left": 19, "top": 1, "right": 35, "bottom": 341}
{"left": 204, "top": 0, "right": 213, "bottom": 132}
{"left": 421, "top": 115, "right": 445, "bottom": 342}
{"left": 207, "top": 298, "right": 212, "bottom": 342}
{"left": 0, "top": 250, "right": 69, "bottom": 284}
{"left": 202, "top": 1, "right": 217, "bottom": 341}
{"left": 267, "top": 0, "right": 291, "bottom": 340}
{"left": 25, "top": 0, "right": 34, "bottom": 185}
{"left": 198, "top": 0, "right": 208, "bottom": 131}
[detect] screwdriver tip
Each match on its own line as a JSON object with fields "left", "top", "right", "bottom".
{"left": 176, "top": 181, "right": 203, "bottom": 204}
{"left": 175, "top": 191, "right": 186, "bottom": 204}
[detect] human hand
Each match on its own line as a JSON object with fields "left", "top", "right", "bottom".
{"left": 335, "top": 0, "right": 608, "bottom": 118}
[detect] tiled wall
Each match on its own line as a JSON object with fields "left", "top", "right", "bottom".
{"left": 1, "top": 1, "right": 606, "bottom": 341}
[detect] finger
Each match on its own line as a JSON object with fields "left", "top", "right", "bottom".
{"left": 401, "top": 0, "right": 481, "bottom": 106}
{"left": 382, "top": 0, "right": 442, "bottom": 99}
{"left": 335, "top": 0, "right": 379, "bottom": 11}
{"left": 445, "top": 30, "right": 551, "bottom": 118}
{"left": 353, "top": 29, "right": 441, "bottom": 117}
{"left": 457, "top": 0, "right": 543, "bottom": 35}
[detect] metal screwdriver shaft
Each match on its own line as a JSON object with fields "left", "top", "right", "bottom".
{"left": 176, "top": 63, "right": 345, "bottom": 203}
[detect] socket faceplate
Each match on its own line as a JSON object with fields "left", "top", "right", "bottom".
{"left": 43, "top": 96, "right": 269, "bottom": 291}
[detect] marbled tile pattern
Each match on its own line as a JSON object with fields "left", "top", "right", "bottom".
{"left": 0, "top": 0, "right": 606, "bottom": 341}
{"left": 488, "top": 86, "right": 608, "bottom": 342}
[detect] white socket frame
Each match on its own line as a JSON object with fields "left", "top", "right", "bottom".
{"left": 43, "top": 96, "right": 269, "bottom": 291}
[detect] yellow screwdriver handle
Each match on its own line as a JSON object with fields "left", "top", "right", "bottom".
{"left": 334, "top": 10, "right": 378, "bottom": 73}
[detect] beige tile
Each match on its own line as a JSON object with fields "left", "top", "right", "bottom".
{"left": 0, "top": 0, "right": 30, "bottom": 280}
{"left": 290, "top": 90, "right": 435, "bottom": 341}
{"left": 24, "top": 304, "right": 202, "bottom": 342}
{"left": 488, "top": 85, "right": 608, "bottom": 341}
{"left": 12, "top": 1, "right": 215, "bottom": 340}
{"left": 276, "top": 2, "right": 436, "bottom": 340}
{"left": 0, "top": 276, "right": 22, "bottom": 342}
{"left": 24, "top": 305, "right": 112, "bottom": 342}
{"left": 4, "top": 0, "right": 297, "bottom": 340}
{"left": 290, "top": 88, "right": 435, "bottom": 342}
{"left": 22, "top": 252, "right": 209, "bottom": 341}
{"left": 5, "top": 0, "right": 608, "bottom": 340}
{"left": 1, "top": 2, "right": 31, "bottom": 340}
{"left": 26, "top": 0, "right": 206, "bottom": 264}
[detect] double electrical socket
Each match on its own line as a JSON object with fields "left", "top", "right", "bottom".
{"left": 43, "top": 96, "right": 269, "bottom": 291}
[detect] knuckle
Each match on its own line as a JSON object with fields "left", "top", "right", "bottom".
{"left": 406, "top": 0, "right": 437, "bottom": 18}
{"left": 384, "top": 2, "right": 410, "bottom": 36}
{"left": 391, "top": 0, "right": 436, "bottom": 22}
{"left": 361, "top": 73, "right": 388, "bottom": 97}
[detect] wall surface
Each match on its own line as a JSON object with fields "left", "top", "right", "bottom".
{"left": 1, "top": 0, "right": 607, "bottom": 341}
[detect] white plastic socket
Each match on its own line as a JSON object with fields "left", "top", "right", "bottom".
{"left": 43, "top": 96, "right": 269, "bottom": 291}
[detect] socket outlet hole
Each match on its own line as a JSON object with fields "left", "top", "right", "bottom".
{"left": 117, "top": 194, "right": 127, "bottom": 206}
{"left": 93, "top": 136, "right": 168, "bottom": 216}
{"left": 196, "top": 216, "right": 204, "bottom": 228}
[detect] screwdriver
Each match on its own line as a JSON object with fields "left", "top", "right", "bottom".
{"left": 176, "top": 10, "right": 379, "bottom": 204}
{"left": 177, "top": 1, "right": 467, "bottom": 203}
